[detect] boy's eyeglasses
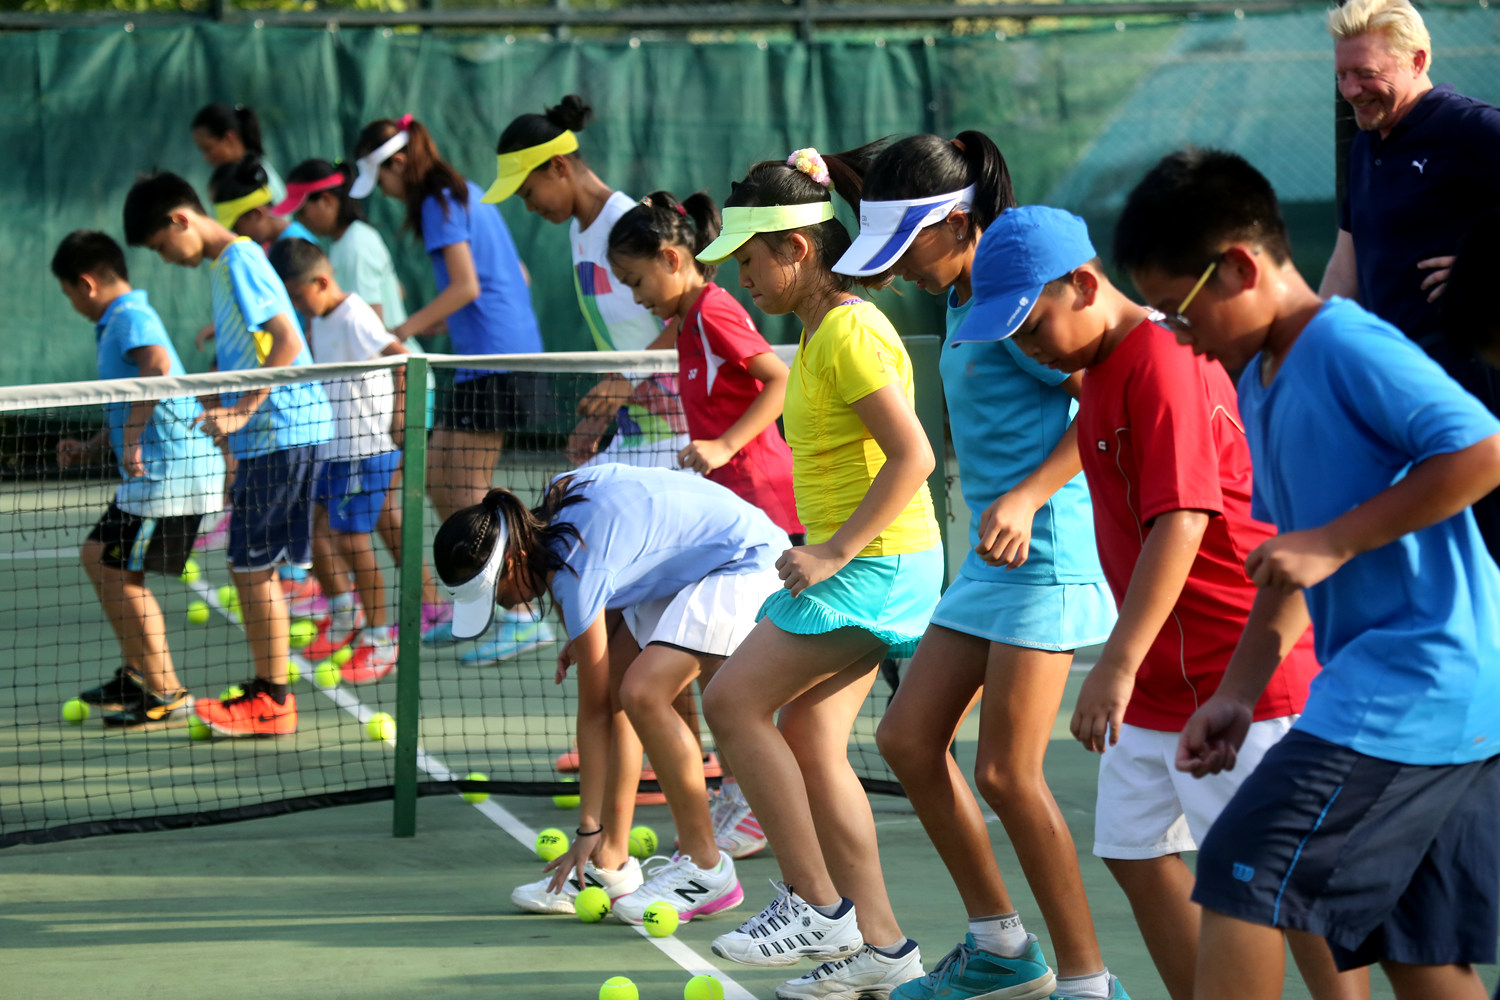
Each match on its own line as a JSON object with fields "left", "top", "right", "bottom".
{"left": 1161, "top": 259, "right": 1219, "bottom": 333}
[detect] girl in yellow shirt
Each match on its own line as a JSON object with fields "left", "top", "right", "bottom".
{"left": 696, "top": 146, "right": 943, "bottom": 1000}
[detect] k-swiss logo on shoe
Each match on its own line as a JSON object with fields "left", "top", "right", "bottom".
{"left": 1412, "top": 159, "right": 1428, "bottom": 174}
{"left": 674, "top": 881, "right": 711, "bottom": 904}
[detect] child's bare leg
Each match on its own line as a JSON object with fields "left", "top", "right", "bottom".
{"left": 81, "top": 539, "right": 182, "bottom": 693}
{"left": 376, "top": 470, "right": 441, "bottom": 606}
{"left": 590, "top": 611, "right": 642, "bottom": 870}
{"left": 1288, "top": 931, "right": 1370, "bottom": 1000}
{"left": 233, "top": 567, "right": 289, "bottom": 684}
{"left": 1194, "top": 910, "right": 1285, "bottom": 1000}
{"left": 335, "top": 530, "right": 385, "bottom": 628}
{"left": 1382, "top": 960, "right": 1488, "bottom": 1000}
{"left": 1104, "top": 855, "right": 1200, "bottom": 1000}
{"left": 310, "top": 504, "right": 350, "bottom": 599}
{"left": 427, "top": 428, "right": 502, "bottom": 521}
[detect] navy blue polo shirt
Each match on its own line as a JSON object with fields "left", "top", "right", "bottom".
{"left": 1340, "top": 84, "right": 1500, "bottom": 349}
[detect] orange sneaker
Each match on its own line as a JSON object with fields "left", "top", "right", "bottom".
{"left": 195, "top": 683, "right": 297, "bottom": 737}
{"left": 341, "top": 640, "right": 397, "bottom": 685}
{"left": 305, "top": 611, "right": 364, "bottom": 661}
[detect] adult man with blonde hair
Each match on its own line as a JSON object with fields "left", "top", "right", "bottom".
{"left": 1320, "top": 0, "right": 1500, "bottom": 558}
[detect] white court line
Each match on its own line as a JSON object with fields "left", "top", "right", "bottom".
{"left": 0, "top": 547, "right": 75, "bottom": 561}
{"left": 183, "top": 574, "right": 761, "bottom": 1000}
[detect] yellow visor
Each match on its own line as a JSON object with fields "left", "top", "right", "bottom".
{"left": 481, "top": 131, "right": 579, "bottom": 204}
{"left": 696, "top": 202, "right": 837, "bottom": 264}
{"left": 214, "top": 187, "right": 273, "bottom": 229}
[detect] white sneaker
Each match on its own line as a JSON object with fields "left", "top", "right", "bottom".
{"left": 777, "top": 942, "right": 925, "bottom": 999}
{"left": 712, "top": 881, "right": 863, "bottom": 967}
{"left": 509, "top": 857, "right": 642, "bottom": 914}
{"left": 711, "top": 782, "right": 769, "bottom": 859}
{"left": 612, "top": 852, "right": 745, "bottom": 924}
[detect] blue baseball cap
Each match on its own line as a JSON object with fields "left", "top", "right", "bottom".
{"left": 952, "top": 205, "right": 1097, "bottom": 344}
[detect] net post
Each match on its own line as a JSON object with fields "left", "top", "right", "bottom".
{"left": 393, "top": 355, "right": 428, "bottom": 839}
{"left": 905, "top": 334, "right": 949, "bottom": 579}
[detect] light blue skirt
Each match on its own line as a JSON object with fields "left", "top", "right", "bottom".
{"left": 929, "top": 574, "right": 1116, "bottom": 651}
{"left": 757, "top": 545, "right": 944, "bottom": 658}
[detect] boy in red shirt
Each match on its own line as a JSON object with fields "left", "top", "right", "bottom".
{"left": 954, "top": 207, "right": 1354, "bottom": 1000}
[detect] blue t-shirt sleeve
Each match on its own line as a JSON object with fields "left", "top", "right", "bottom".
{"left": 110, "top": 307, "right": 172, "bottom": 365}
{"left": 422, "top": 192, "right": 472, "bottom": 254}
{"left": 1321, "top": 317, "right": 1500, "bottom": 464}
{"left": 226, "top": 248, "right": 293, "bottom": 332}
{"left": 1002, "top": 337, "right": 1070, "bottom": 387}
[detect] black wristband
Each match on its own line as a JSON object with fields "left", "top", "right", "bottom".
{"left": 577, "top": 825, "right": 603, "bottom": 837}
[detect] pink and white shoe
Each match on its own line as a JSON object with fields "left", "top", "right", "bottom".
{"left": 611, "top": 852, "right": 743, "bottom": 925}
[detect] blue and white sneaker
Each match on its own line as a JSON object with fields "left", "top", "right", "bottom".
{"left": 777, "top": 941, "right": 924, "bottom": 999}
{"left": 460, "top": 618, "right": 558, "bottom": 665}
{"left": 890, "top": 933, "right": 1055, "bottom": 1000}
{"left": 1051, "top": 975, "right": 1130, "bottom": 1000}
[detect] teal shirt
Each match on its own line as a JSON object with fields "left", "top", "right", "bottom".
{"left": 330, "top": 220, "right": 407, "bottom": 329}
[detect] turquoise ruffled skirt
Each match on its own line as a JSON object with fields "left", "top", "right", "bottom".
{"left": 757, "top": 545, "right": 944, "bottom": 658}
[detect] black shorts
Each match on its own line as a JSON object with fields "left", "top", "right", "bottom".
{"left": 436, "top": 372, "right": 548, "bottom": 433}
{"left": 87, "top": 503, "right": 202, "bottom": 575}
{"left": 1194, "top": 729, "right": 1500, "bottom": 970}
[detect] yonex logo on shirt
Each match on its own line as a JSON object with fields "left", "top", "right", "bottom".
{"left": 1097, "top": 440, "right": 1108, "bottom": 451}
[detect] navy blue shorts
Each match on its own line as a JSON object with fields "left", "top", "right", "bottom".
{"left": 1194, "top": 729, "right": 1500, "bottom": 970}
{"left": 314, "top": 451, "right": 400, "bottom": 534}
{"left": 228, "top": 446, "right": 317, "bottom": 573}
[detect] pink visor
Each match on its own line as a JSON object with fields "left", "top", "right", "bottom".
{"left": 270, "top": 174, "right": 345, "bottom": 217}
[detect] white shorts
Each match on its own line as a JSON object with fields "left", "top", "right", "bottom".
{"left": 622, "top": 566, "right": 783, "bottom": 658}
{"left": 1092, "top": 716, "right": 1296, "bottom": 860}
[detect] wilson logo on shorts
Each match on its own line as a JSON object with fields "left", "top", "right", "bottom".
{"left": 1232, "top": 862, "right": 1255, "bottom": 882}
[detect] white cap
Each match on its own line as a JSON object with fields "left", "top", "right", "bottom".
{"left": 349, "top": 130, "right": 410, "bottom": 199}
{"left": 833, "top": 185, "right": 976, "bottom": 276}
{"left": 439, "top": 519, "right": 509, "bottom": 640}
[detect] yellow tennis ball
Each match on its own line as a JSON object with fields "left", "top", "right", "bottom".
{"left": 314, "top": 660, "right": 340, "bottom": 688}
{"left": 62, "top": 699, "right": 90, "bottom": 724}
{"left": 534, "top": 827, "right": 569, "bottom": 862}
{"left": 186, "top": 600, "right": 210, "bottom": 625}
{"left": 462, "top": 772, "right": 490, "bottom": 804}
{"left": 366, "top": 712, "right": 395, "bottom": 742}
{"left": 642, "top": 901, "right": 680, "bottom": 938}
{"left": 179, "top": 558, "right": 201, "bottom": 584}
{"left": 628, "top": 825, "right": 658, "bottom": 859}
{"left": 289, "top": 618, "right": 316, "bottom": 649}
{"left": 684, "top": 975, "right": 724, "bottom": 1000}
{"left": 600, "top": 977, "right": 638, "bottom": 1000}
{"left": 216, "top": 584, "right": 238, "bottom": 608}
{"left": 187, "top": 715, "right": 211, "bottom": 741}
{"left": 286, "top": 661, "right": 301, "bottom": 684}
{"left": 331, "top": 645, "right": 354, "bottom": 666}
{"left": 218, "top": 685, "right": 244, "bottom": 702}
{"left": 574, "top": 885, "right": 611, "bottom": 922}
{"left": 552, "top": 793, "right": 582, "bottom": 808}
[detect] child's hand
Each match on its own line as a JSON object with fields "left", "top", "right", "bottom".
{"left": 975, "top": 489, "right": 1039, "bottom": 568}
{"left": 1246, "top": 528, "right": 1348, "bottom": 593}
{"left": 577, "top": 375, "right": 632, "bottom": 418}
{"left": 566, "top": 414, "right": 612, "bottom": 466}
{"left": 678, "top": 438, "right": 734, "bottom": 475}
{"left": 1418, "top": 254, "right": 1456, "bottom": 302}
{"left": 776, "top": 543, "right": 848, "bottom": 597}
{"left": 555, "top": 640, "right": 577, "bottom": 685}
{"left": 56, "top": 438, "right": 87, "bottom": 469}
{"left": 195, "top": 323, "right": 216, "bottom": 352}
{"left": 388, "top": 414, "right": 406, "bottom": 451}
{"left": 121, "top": 441, "right": 145, "bottom": 478}
{"left": 1070, "top": 658, "right": 1137, "bottom": 753}
{"left": 1175, "top": 696, "right": 1253, "bottom": 778}
{"left": 195, "top": 406, "right": 252, "bottom": 440}
{"left": 544, "top": 829, "right": 601, "bottom": 895}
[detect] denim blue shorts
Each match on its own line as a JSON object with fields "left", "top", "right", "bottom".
{"left": 314, "top": 450, "right": 400, "bottom": 534}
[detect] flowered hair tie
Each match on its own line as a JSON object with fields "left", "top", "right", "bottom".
{"left": 397, "top": 113, "right": 414, "bottom": 131}
{"left": 787, "top": 148, "right": 832, "bottom": 188}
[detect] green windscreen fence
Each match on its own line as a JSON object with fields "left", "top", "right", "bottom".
{"left": 3, "top": 8, "right": 1500, "bottom": 388}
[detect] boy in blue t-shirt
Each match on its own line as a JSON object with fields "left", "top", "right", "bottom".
{"left": 125, "top": 172, "right": 333, "bottom": 738}
{"left": 52, "top": 231, "right": 227, "bottom": 729}
{"left": 1118, "top": 149, "right": 1500, "bottom": 1000}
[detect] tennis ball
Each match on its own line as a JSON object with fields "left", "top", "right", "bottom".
{"left": 552, "top": 792, "right": 582, "bottom": 809}
{"left": 461, "top": 772, "right": 490, "bottom": 804}
{"left": 186, "top": 600, "right": 210, "bottom": 625}
{"left": 331, "top": 645, "right": 354, "bottom": 666}
{"left": 600, "top": 977, "right": 638, "bottom": 1000}
{"left": 289, "top": 618, "right": 316, "bottom": 649}
{"left": 684, "top": 975, "right": 724, "bottom": 1000}
{"left": 628, "top": 825, "right": 658, "bottom": 859}
{"left": 187, "top": 715, "right": 211, "bottom": 741}
{"left": 313, "top": 660, "right": 340, "bottom": 688}
{"left": 286, "top": 661, "right": 301, "bottom": 684}
{"left": 179, "top": 558, "right": 201, "bottom": 584}
{"left": 218, "top": 685, "right": 244, "bottom": 701}
{"left": 61, "top": 699, "right": 90, "bottom": 724}
{"left": 642, "top": 901, "right": 680, "bottom": 938}
{"left": 574, "top": 885, "right": 611, "bottom": 923}
{"left": 216, "top": 584, "right": 239, "bottom": 608}
{"left": 535, "top": 827, "right": 569, "bottom": 862}
{"left": 366, "top": 712, "right": 395, "bottom": 742}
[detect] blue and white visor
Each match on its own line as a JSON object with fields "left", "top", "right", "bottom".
{"left": 833, "top": 185, "right": 976, "bottom": 276}
{"left": 440, "top": 520, "right": 508, "bottom": 641}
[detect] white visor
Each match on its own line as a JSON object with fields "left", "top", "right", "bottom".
{"left": 834, "top": 185, "right": 977, "bottom": 276}
{"left": 440, "top": 520, "right": 509, "bottom": 640}
{"left": 349, "top": 130, "right": 410, "bottom": 199}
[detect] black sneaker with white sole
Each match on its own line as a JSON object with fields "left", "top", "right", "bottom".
{"left": 79, "top": 666, "right": 141, "bottom": 711}
{"left": 101, "top": 686, "right": 193, "bottom": 729}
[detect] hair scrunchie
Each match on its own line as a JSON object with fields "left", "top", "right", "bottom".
{"left": 397, "top": 113, "right": 414, "bottom": 131}
{"left": 787, "top": 148, "right": 832, "bottom": 188}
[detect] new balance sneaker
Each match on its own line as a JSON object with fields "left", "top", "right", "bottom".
{"left": 79, "top": 665, "right": 141, "bottom": 711}
{"left": 510, "top": 857, "right": 643, "bottom": 915}
{"left": 460, "top": 618, "right": 558, "bottom": 665}
{"left": 101, "top": 684, "right": 193, "bottom": 730}
{"left": 613, "top": 852, "right": 744, "bottom": 925}
{"left": 778, "top": 941, "right": 925, "bottom": 1000}
{"left": 891, "top": 934, "right": 1055, "bottom": 1000}
{"left": 1051, "top": 975, "right": 1130, "bottom": 1000}
{"left": 305, "top": 606, "right": 366, "bottom": 661}
{"left": 194, "top": 681, "right": 297, "bottom": 737}
{"left": 711, "top": 782, "right": 768, "bottom": 859}
{"left": 712, "top": 882, "right": 863, "bottom": 967}
{"left": 341, "top": 637, "right": 397, "bottom": 685}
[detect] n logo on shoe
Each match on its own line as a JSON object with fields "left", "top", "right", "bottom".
{"left": 674, "top": 881, "right": 710, "bottom": 905}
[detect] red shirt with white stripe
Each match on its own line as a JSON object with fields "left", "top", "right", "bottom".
{"left": 677, "top": 284, "right": 803, "bottom": 537}
{"left": 1077, "top": 319, "right": 1316, "bottom": 731}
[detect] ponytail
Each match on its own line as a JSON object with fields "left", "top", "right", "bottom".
{"left": 191, "top": 102, "right": 265, "bottom": 156}
{"left": 607, "top": 190, "right": 723, "bottom": 279}
{"left": 209, "top": 154, "right": 269, "bottom": 203}
{"left": 497, "top": 94, "right": 593, "bottom": 155}
{"left": 353, "top": 117, "right": 467, "bottom": 238}
{"left": 285, "top": 158, "right": 364, "bottom": 229}
{"left": 862, "top": 131, "right": 1016, "bottom": 234}
{"left": 432, "top": 479, "right": 590, "bottom": 603}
